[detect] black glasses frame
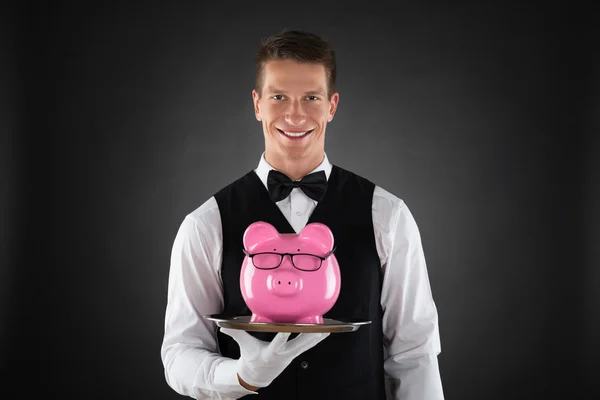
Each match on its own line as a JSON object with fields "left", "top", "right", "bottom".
{"left": 242, "top": 246, "right": 337, "bottom": 272}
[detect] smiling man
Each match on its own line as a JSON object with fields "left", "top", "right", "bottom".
{"left": 161, "top": 30, "right": 445, "bottom": 400}
{"left": 253, "top": 58, "right": 338, "bottom": 180}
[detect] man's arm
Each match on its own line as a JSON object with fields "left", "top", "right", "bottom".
{"left": 160, "top": 199, "right": 257, "bottom": 399}
{"left": 373, "top": 188, "right": 444, "bottom": 400}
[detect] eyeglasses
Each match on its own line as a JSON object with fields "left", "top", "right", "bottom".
{"left": 242, "top": 246, "right": 337, "bottom": 272}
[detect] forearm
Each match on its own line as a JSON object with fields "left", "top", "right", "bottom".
{"left": 163, "top": 345, "right": 257, "bottom": 399}
{"left": 384, "top": 348, "right": 443, "bottom": 400}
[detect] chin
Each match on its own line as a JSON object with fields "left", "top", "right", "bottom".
{"left": 280, "top": 146, "right": 309, "bottom": 157}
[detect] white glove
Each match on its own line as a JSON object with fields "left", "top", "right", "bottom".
{"left": 220, "top": 328, "right": 330, "bottom": 388}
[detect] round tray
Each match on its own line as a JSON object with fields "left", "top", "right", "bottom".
{"left": 204, "top": 315, "right": 371, "bottom": 333}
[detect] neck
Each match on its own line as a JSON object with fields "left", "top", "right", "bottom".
{"left": 264, "top": 150, "right": 325, "bottom": 181}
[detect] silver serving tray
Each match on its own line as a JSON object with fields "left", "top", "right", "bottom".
{"left": 204, "top": 315, "right": 371, "bottom": 333}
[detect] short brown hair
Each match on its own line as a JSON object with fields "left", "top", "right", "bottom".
{"left": 255, "top": 29, "right": 337, "bottom": 99}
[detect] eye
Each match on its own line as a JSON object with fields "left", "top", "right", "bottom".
{"left": 306, "top": 96, "right": 318, "bottom": 101}
{"left": 272, "top": 95, "right": 284, "bottom": 100}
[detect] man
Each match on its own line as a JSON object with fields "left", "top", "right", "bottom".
{"left": 161, "top": 30, "right": 444, "bottom": 399}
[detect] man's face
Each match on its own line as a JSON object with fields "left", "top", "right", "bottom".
{"left": 252, "top": 59, "right": 339, "bottom": 160}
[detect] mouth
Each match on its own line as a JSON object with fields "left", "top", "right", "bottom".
{"left": 276, "top": 128, "right": 314, "bottom": 140}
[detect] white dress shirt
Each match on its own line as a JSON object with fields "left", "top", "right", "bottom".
{"left": 161, "top": 152, "right": 444, "bottom": 399}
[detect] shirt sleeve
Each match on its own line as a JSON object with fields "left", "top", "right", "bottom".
{"left": 373, "top": 187, "right": 445, "bottom": 400}
{"left": 160, "top": 197, "right": 257, "bottom": 399}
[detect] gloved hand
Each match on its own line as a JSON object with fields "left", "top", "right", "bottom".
{"left": 220, "top": 328, "right": 330, "bottom": 388}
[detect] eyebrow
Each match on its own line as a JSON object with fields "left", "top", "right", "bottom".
{"left": 265, "top": 87, "right": 326, "bottom": 96}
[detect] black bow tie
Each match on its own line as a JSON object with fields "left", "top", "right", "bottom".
{"left": 267, "top": 169, "right": 328, "bottom": 203}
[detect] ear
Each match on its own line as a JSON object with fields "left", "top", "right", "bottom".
{"left": 252, "top": 89, "right": 262, "bottom": 121}
{"left": 327, "top": 92, "right": 339, "bottom": 122}
{"left": 299, "top": 223, "right": 334, "bottom": 251}
{"left": 243, "top": 221, "right": 280, "bottom": 250}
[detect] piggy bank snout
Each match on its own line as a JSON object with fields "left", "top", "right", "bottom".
{"left": 268, "top": 271, "right": 301, "bottom": 297}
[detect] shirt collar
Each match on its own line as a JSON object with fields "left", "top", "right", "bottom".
{"left": 254, "top": 152, "right": 332, "bottom": 191}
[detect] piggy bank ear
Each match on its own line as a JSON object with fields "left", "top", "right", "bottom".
{"left": 299, "top": 223, "right": 334, "bottom": 251}
{"left": 243, "top": 221, "right": 280, "bottom": 251}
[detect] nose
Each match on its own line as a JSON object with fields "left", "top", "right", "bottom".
{"left": 285, "top": 101, "right": 306, "bottom": 126}
{"left": 268, "top": 271, "right": 300, "bottom": 297}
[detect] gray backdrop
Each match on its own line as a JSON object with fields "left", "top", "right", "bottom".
{"left": 2, "top": 2, "right": 598, "bottom": 400}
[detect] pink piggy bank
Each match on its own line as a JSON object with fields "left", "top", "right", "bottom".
{"left": 240, "top": 221, "right": 341, "bottom": 324}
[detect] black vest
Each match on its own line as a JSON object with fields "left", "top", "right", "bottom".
{"left": 213, "top": 165, "right": 386, "bottom": 400}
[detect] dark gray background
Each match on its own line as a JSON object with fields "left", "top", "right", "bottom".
{"left": 2, "top": 2, "right": 599, "bottom": 399}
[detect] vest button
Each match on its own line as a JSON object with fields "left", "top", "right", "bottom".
{"left": 300, "top": 360, "right": 309, "bottom": 369}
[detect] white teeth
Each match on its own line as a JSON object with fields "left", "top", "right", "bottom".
{"left": 282, "top": 130, "right": 309, "bottom": 137}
